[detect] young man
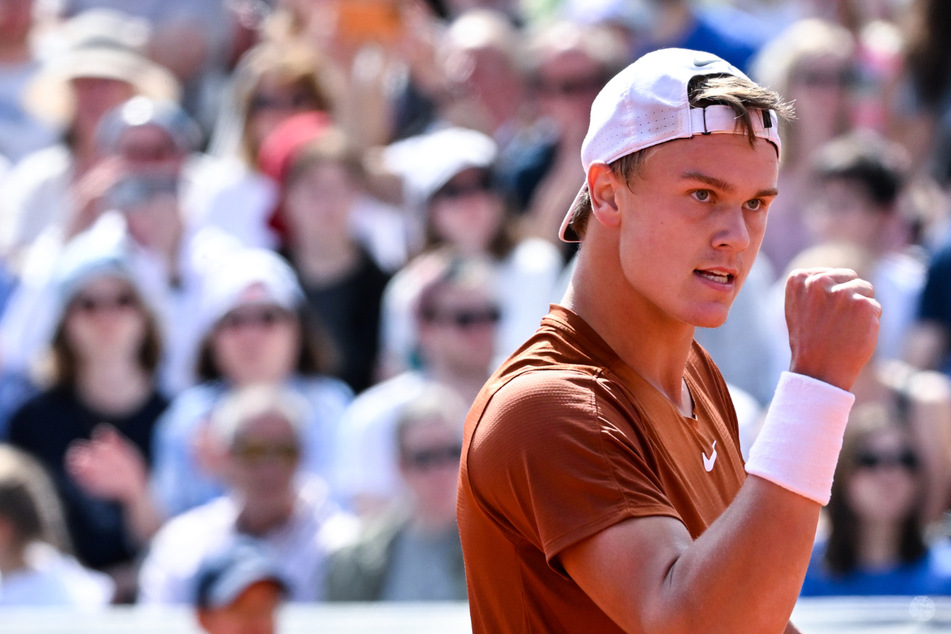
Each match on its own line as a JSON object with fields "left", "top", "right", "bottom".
{"left": 457, "top": 48, "right": 881, "bottom": 633}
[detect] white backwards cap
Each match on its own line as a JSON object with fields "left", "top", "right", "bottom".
{"left": 560, "top": 48, "right": 782, "bottom": 242}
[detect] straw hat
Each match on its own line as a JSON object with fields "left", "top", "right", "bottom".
{"left": 24, "top": 9, "right": 181, "bottom": 128}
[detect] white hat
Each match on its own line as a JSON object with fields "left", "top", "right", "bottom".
{"left": 559, "top": 47, "right": 782, "bottom": 242}
{"left": 197, "top": 248, "right": 304, "bottom": 336}
{"left": 51, "top": 216, "right": 145, "bottom": 321}
{"left": 384, "top": 126, "right": 498, "bottom": 209}
{"left": 24, "top": 10, "right": 181, "bottom": 128}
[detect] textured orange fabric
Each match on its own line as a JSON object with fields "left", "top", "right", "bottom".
{"left": 458, "top": 305, "right": 746, "bottom": 633}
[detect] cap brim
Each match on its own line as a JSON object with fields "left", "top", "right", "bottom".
{"left": 209, "top": 572, "right": 286, "bottom": 609}
{"left": 559, "top": 183, "right": 587, "bottom": 243}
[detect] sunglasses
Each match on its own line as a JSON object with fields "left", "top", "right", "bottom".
{"left": 423, "top": 306, "right": 502, "bottom": 329}
{"left": 403, "top": 444, "right": 462, "bottom": 470}
{"left": 218, "top": 306, "right": 292, "bottom": 331}
{"left": 71, "top": 291, "right": 139, "bottom": 314}
{"left": 231, "top": 441, "right": 301, "bottom": 465}
{"left": 433, "top": 173, "right": 495, "bottom": 200}
{"left": 855, "top": 449, "right": 919, "bottom": 471}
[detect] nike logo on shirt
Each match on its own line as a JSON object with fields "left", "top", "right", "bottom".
{"left": 703, "top": 440, "right": 717, "bottom": 472}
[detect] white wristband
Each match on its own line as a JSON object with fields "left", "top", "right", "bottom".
{"left": 745, "top": 371, "right": 855, "bottom": 505}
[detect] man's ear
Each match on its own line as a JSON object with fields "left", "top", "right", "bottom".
{"left": 588, "top": 162, "right": 622, "bottom": 230}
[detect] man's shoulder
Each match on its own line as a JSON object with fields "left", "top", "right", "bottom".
{"left": 490, "top": 364, "right": 604, "bottom": 401}
{"left": 476, "top": 311, "right": 630, "bottom": 422}
{"left": 466, "top": 365, "right": 611, "bottom": 452}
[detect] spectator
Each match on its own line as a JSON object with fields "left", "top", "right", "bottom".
{"left": 749, "top": 17, "right": 858, "bottom": 275}
{"left": 556, "top": 0, "right": 649, "bottom": 54}
{"left": 438, "top": 8, "right": 529, "bottom": 142}
{"left": 628, "top": 0, "right": 767, "bottom": 73}
{"left": 0, "top": 96, "right": 212, "bottom": 395}
{"left": 150, "top": 247, "right": 352, "bottom": 519}
{"left": 326, "top": 383, "right": 467, "bottom": 601}
{"left": 0, "top": 9, "right": 180, "bottom": 269}
{"left": 381, "top": 126, "right": 563, "bottom": 377}
{"left": 258, "top": 115, "right": 397, "bottom": 394}
{"left": 0, "top": 443, "right": 114, "bottom": 607}
{"left": 513, "top": 19, "right": 629, "bottom": 252}
{"left": 435, "top": 8, "right": 547, "bottom": 187}
{"left": 801, "top": 402, "right": 951, "bottom": 596}
{"left": 801, "top": 130, "right": 924, "bottom": 363}
{"left": 139, "top": 383, "right": 358, "bottom": 604}
{"left": 5, "top": 228, "right": 169, "bottom": 602}
{"left": 259, "top": 111, "right": 411, "bottom": 274}
{"left": 201, "top": 39, "right": 338, "bottom": 252}
{"left": 263, "top": 0, "right": 448, "bottom": 147}
{"left": 333, "top": 249, "right": 500, "bottom": 518}
{"left": 0, "top": 0, "right": 57, "bottom": 162}
{"left": 908, "top": 232, "right": 951, "bottom": 375}
{"left": 52, "top": 2, "right": 246, "bottom": 132}
{"left": 192, "top": 537, "right": 288, "bottom": 634}
{"left": 896, "top": 0, "right": 951, "bottom": 184}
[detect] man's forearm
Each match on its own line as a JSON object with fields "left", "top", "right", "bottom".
{"left": 662, "top": 477, "right": 820, "bottom": 633}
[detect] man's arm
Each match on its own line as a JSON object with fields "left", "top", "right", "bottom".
{"left": 561, "top": 476, "right": 817, "bottom": 633}
{"left": 562, "top": 268, "right": 880, "bottom": 633}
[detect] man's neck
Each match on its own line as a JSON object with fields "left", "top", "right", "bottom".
{"left": 563, "top": 264, "right": 695, "bottom": 409}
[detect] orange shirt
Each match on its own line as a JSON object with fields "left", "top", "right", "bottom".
{"left": 458, "top": 305, "right": 746, "bottom": 633}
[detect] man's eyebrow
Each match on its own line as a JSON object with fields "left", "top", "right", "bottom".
{"left": 681, "top": 171, "right": 778, "bottom": 198}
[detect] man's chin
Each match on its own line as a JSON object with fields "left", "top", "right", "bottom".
{"left": 690, "top": 308, "right": 731, "bottom": 330}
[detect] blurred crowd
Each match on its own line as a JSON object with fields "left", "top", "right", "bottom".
{"left": 1, "top": 0, "right": 951, "bottom": 614}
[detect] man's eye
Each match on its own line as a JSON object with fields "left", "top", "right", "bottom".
{"left": 692, "top": 190, "right": 711, "bottom": 202}
{"left": 747, "top": 199, "right": 763, "bottom": 211}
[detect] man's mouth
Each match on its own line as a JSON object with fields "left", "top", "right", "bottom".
{"left": 695, "top": 270, "right": 734, "bottom": 284}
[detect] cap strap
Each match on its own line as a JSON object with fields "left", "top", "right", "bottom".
{"left": 688, "top": 105, "right": 781, "bottom": 154}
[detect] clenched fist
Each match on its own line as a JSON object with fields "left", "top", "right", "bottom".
{"left": 785, "top": 267, "right": 881, "bottom": 391}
